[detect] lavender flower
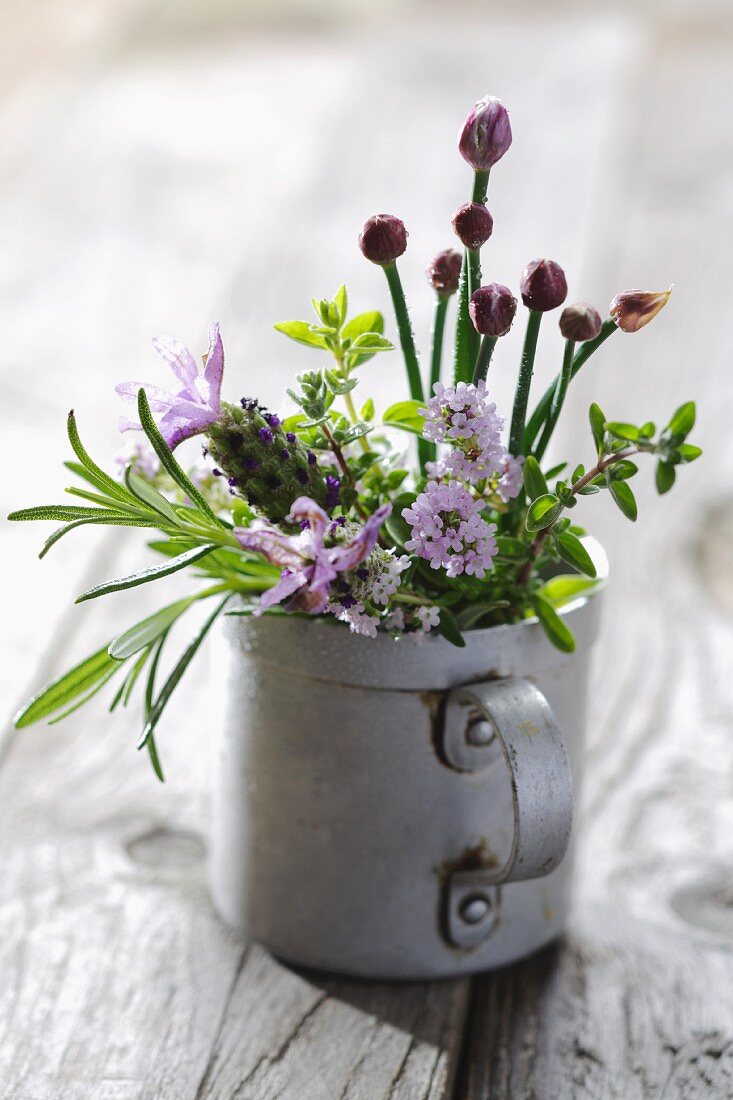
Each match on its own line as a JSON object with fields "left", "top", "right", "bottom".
{"left": 114, "top": 437, "right": 160, "bottom": 480}
{"left": 117, "top": 323, "right": 224, "bottom": 450}
{"left": 422, "top": 380, "right": 506, "bottom": 484}
{"left": 609, "top": 287, "right": 672, "bottom": 333}
{"left": 402, "top": 481, "right": 498, "bottom": 578}
{"left": 520, "top": 260, "right": 568, "bottom": 312}
{"left": 426, "top": 249, "right": 462, "bottom": 297}
{"left": 234, "top": 498, "right": 391, "bottom": 616}
{"left": 359, "top": 215, "right": 408, "bottom": 266}
{"left": 416, "top": 605, "right": 441, "bottom": 633}
{"left": 458, "top": 96, "right": 512, "bottom": 171}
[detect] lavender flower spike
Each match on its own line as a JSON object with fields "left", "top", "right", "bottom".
{"left": 235, "top": 498, "right": 392, "bottom": 616}
{"left": 116, "top": 323, "right": 224, "bottom": 449}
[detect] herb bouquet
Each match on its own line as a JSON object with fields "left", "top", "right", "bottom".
{"left": 10, "top": 95, "right": 699, "bottom": 786}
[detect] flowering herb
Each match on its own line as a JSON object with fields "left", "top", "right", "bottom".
{"left": 9, "top": 96, "right": 700, "bottom": 779}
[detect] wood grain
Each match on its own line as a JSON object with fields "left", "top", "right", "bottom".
{"left": 2, "top": 5, "right": 731, "bottom": 1099}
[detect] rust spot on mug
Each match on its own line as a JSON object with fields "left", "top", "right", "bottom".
{"left": 433, "top": 837, "right": 500, "bottom": 886}
{"left": 421, "top": 690, "right": 452, "bottom": 768}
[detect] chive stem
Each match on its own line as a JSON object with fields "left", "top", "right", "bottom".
{"left": 472, "top": 335, "right": 498, "bottom": 385}
{"left": 383, "top": 261, "right": 429, "bottom": 471}
{"left": 509, "top": 310, "right": 542, "bottom": 456}
{"left": 524, "top": 319, "right": 617, "bottom": 452}
{"left": 534, "top": 338, "right": 575, "bottom": 461}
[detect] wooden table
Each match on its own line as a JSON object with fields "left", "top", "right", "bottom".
{"left": 2, "top": 4, "right": 733, "bottom": 1096}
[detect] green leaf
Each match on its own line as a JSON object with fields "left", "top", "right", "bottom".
{"left": 531, "top": 594, "right": 576, "bottom": 652}
{"left": 556, "top": 531, "right": 597, "bottom": 578}
{"left": 540, "top": 574, "right": 599, "bottom": 608}
{"left": 39, "top": 515, "right": 160, "bottom": 559}
{"left": 456, "top": 601, "right": 511, "bottom": 629}
{"left": 14, "top": 645, "right": 121, "bottom": 728}
{"left": 124, "top": 466, "right": 181, "bottom": 525}
{"left": 523, "top": 456, "right": 547, "bottom": 501}
{"left": 333, "top": 285, "right": 348, "bottom": 326}
{"left": 342, "top": 311, "right": 384, "bottom": 342}
{"left": 67, "top": 411, "right": 133, "bottom": 504}
{"left": 108, "top": 598, "right": 195, "bottom": 660}
{"left": 608, "top": 479, "right": 638, "bottom": 521}
{"left": 384, "top": 510, "right": 412, "bottom": 549}
{"left": 273, "top": 320, "right": 328, "bottom": 349}
{"left": 360, "top": 398, "right": 375, "bottom": 421}
{"left": 676, "top": 443, "right": 702, "bottom": 463}
{"left": 609, "top": 460, "right": 638, "bottom": 481}
{"left": 668, "top": 401, "right": 696, "bottom": 438}
{"left": 526, "top": 494, "right": 563, "bottom": 532}
{"left": 383, "top": 400, "right": 425, "bottom": 435}
{"left": 137, "top": 389, "right": 220, "bottom": 525}
{"left": 589, "top": 403, "right": 606, "bottom": 452}
{"left": 64, "top": 459, "right": 130, "bottom": 500}
{"left": 656, "top": 461, "right": 676, "bottom": 495}
{"left": 437, "top": 608, "right": 466, "bottom": 648}
{"left": 75, "top": 545, "right": 216, "bottom": 603}
{"left": 350, "top": 332, "right": 393, "bottom": 352}
{"left": 606, "top": 421, "right": 640, "bottom": 442}
{"left": 495, "top": 535, "right": 526, "bottom": 559}
{"left": 8, "top": 505, "right": 120, "bottom": 523}
{"left": 137, "top": 596, "right": 230, "bottom": 752}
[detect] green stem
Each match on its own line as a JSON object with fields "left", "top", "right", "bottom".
{"left": 509, "top": 310, "right": 543, "bottom": 457}
{"left": 534, "top": 339, "right": 575, "bottom": 462}
{"left": 428, "top": 295, "right": 449, "bottom": 395}
{"left": 524, "top": 319, "right": 617, "bottom": 453}
{"left": 383, "top": 261, "right": 429, "bottom": 472}
{"left": 453, "top": 169, "right": 490, "bottom": 385}
{"left": 472, "top": 335, "right": 498, "bottom": 385}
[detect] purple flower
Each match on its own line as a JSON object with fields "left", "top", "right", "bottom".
{"left": 520, "top": 260, "right": 568, "bottom": 312}
{"left": 458, "top": 96, "right": 512, "bottom": 172}
{"left": 609, "top": 287, "right": 671, "bottom": 333}
{"left": 258, "top": 427, "right": 274, "bottom": 445}
{"left": 402, "top": 481, "right": 498, "bottom": 579}
{"left": 496, "top": 454, "right": 524, "bottom": 503}
{"left": 359, "top": 215, "right": 408, "bottom": 265}
{"left": 325, "top": 474, "right": 341, "bottom": 511}
{"left": 426, "top": 249, "right": 462, "bottom": 297}
{"left": 469, "top": 283, "right": 517, "bottom": 337}
{"left": 422, "top": 380, "right": 505, "bottom": 484}
{"left": 559, "top": 302, "right": 602, "bottom": 343}
{"left": 452, "top": 203, "right": 494, "bottom": 251}
{"left": 234, "top": 497, "right": 391, "bottom": 616}
{"left": 117, "top": 323, "right": 224, "bottom": 450}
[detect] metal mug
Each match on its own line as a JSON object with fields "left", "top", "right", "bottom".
{"left": 209, "top": 547, "right": 606, "bottom": 979}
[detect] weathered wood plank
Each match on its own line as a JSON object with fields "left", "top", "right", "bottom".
{"left": 463, "top": 15, "right": 733, "bottom": 1098}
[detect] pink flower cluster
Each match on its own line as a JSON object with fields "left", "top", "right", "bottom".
{"left": 402, "top": 480, "right": 498, "bottom": 578}
{"left": 422, "top": 380, "right": 520, "bottom": 492}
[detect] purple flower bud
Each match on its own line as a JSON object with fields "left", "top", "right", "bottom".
{"left": 559, "top": 302, "right": 602, "bottom": 342}
{"left": 458, "top": 96, "right": 512, "bottom": 172}
{"left": 286, "top": 431, "right": 296, "bottom": 444}
{"left": 307, "top": 451, "right": 317, "bottom": 465}
{"left": 264, "top": 411, "right": 281, "bottom": 428}
{"left": 258, "top": 426, "right": 273, "bottom": 445}
{"left": 325, "top": 474, "right": 341, "bottom": 511}
{"left": 212, "top": 467, "right": 222, "bottom": 477}
{"left": 359, "top": 214, "right": 408, "bottom": 266}
{"left": 243, "top": 455, "right": 260, "bottom": 471}
{"left": 520, "top": 259, "right": 568, "bottom": 312}
{"left": 227, "top": 476, "right": 239, "bottom": 487}
{"left": 469, "top": 283, "right": 517, "bottom": 336}
{"left": 295, "top": 468, "right": 309, "bottom": 485}
{"left": 452, "top": 203, "right": 494, "bottom": 251}
{"left": 426, "top": 248, "right": 462, "bottom": 297}
{"left": 609, "top": 287, "right": 671, "bottom": 333}
{"left": 280, "top": 448, "right": 290, "bottom": 461}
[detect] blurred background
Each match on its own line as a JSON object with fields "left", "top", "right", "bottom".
{"left": 2, "top": 0, "right": 733, "bottom": 1091}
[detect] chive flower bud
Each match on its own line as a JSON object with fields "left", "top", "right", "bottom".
{"left": 469, "top": 283, "right": 517, "bottom": 336}
{"left": 520, "top": 259, "right": 568, "bottom": 312}
{"left": 458, "top": 95, "right": 512, "bottom": 171}
{"left": 426, "top": 248, "right": 462, "bottom": 297}
{"left": 359, "top": 214, "right": 408, "bottom": 266}
{"left": 559, "top": 302, "right": 602, "bottom": 342}
{"left": 451, "top": 203, "right": 494, "bottom": 251}
{"left": 609, "top": 286, "right": 672, "bottom": 333}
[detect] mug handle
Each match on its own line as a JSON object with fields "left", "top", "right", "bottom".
{"left": 444, "top": 677, "right": 574, "bottom": 885}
